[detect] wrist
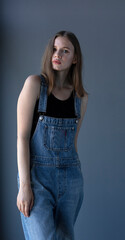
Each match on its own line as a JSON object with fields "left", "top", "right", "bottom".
{"left": 20, "top": 180, "right": 31, "bottom": 189}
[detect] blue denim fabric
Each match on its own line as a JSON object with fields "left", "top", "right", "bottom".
{"left": 18, "top": 75, "right": 84, "bottom": 240}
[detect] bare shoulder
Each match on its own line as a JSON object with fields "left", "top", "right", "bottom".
{"left": 22, "top": 75, "right": 41, "bottom": 99}
{"left": 17, "top": 75, "right": 41, "bottom": 139}
{"left": 17, "top": 74, "right": 41, "bottom": 110}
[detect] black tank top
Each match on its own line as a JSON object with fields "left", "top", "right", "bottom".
{"left": 30, "top": 90, "right": 76, "bottom": 139}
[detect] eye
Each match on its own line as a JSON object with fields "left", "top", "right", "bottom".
{"left": 63, "top": 49, "right": 69, "bottom": 53}
{"left": 53, "top": 47, "right": 56, "bottom": 52}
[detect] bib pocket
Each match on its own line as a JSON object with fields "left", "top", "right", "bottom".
{"left": 44, "top": 125, "right": 75, "bottom": 151}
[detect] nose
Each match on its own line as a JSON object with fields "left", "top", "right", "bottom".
{"left": 54, "top": 50, "right": 62, "bottom": 59}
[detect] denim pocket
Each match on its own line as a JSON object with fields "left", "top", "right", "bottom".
{"left": 44, "top": 125, "right": 75, "bottom": 151}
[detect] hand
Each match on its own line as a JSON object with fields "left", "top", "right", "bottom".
{"left": 17, "top": 184, "right": 34, "bottom": 217}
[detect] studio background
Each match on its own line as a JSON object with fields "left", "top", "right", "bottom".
{"left": 1, "top": 0, "right": 125, "bottom": 239}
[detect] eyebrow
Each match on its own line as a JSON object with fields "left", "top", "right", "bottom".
{"left": 54, "top": 46, "right": 71, "bottom": 50}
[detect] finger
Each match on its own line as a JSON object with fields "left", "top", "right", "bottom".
{"left": 25, "top": 203, "right": 30, "bottom": 217}
{"left": 30, "top": 198, "right": 34, "bottom": 211}
{"left": 17, "top": 197, "right": 20, "bottom": 210}
{"left": 17, "top": 202, "right": 21, "bottom": 212}
{"left": 17, "top": 199, "right": 21, "bottom": 212}
{"left": 20, "top": 202, "right": 25, "bottom": 216}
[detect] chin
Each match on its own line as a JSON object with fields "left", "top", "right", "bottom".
{"left": 53, "top": 66, "right": 62, "bottom": 71}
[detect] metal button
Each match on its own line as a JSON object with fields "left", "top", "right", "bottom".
{"left": 39, "top": 115, "right": 43, "bottom": 121}
{"left": 75, "top": 119, "right": 78, "bottom": 123}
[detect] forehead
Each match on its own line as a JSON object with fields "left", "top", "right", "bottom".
{"left": 54, "top": 36, "right": 74, "bottom": 51}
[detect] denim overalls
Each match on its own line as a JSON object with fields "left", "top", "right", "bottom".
{"left": 19, "top": 75, "right": 84, "bottom": 240}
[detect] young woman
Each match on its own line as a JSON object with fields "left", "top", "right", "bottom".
{"left": 17, "top": 30, "right": 88, "bottom": 240}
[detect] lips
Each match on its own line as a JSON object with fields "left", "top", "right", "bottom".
{"left": 52, "top": 59, "right": 61, "bottom": 64}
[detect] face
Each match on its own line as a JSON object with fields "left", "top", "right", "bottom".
{"left": 52, "top": 36, "right": 76, "bottom": 72}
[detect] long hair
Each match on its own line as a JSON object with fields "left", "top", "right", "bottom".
{"left": 41, "top": 30, "right": 88, "bottom": 97}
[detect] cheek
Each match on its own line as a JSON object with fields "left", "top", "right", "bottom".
{"left": 52, "top": 54, "right": 55, "bottom": 60}
{"left": 66, "top": 56, "right": 74, "bottom": 65}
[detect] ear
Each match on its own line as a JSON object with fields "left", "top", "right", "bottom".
{"left": 72, "top": 55, "right": 77, "bottom": 64}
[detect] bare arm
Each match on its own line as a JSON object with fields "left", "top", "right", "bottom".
{"left": 74, "top": 93, "right": 88, "bottom": 152}
{"left": 17, "top": 75, "right": 41, "bottom": 217}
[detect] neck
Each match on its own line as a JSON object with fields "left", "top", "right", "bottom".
{"left": 54, "top": 70, "right": 69, "bottom": 88}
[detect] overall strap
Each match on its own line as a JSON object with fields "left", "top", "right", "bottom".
{"left": 38, "top": 75, "right": 81, "bottom": 118}
{"left": 74, "top": 92, "right": 81, "bottom": 119}
{"left": 38, "top": 75, "right": 48, "bottom": 113}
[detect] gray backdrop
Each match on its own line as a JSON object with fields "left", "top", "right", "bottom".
{"left": 1, "top": 0, "right": 125, "bottom": 239}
